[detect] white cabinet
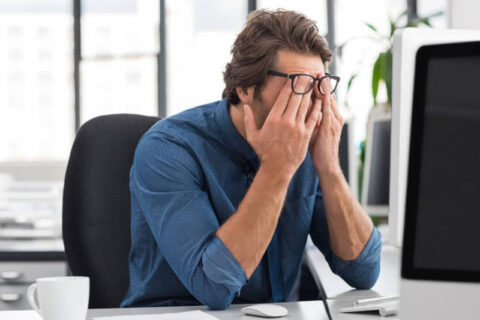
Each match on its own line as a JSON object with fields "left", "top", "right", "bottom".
{"left": 0, "top": 261, "right": 68, "bottom": 310}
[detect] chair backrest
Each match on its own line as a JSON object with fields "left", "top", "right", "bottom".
{"left": 63, "top": 114, "right": 160, "bottom": 308}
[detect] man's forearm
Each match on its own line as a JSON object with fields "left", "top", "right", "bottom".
{"left": 216, "top": 165, "right": 291, "bottom": 278}
{"left": 318, "top": 167, "right": 373, "bottom": 260}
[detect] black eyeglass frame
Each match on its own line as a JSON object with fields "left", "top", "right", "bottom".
{"left": 266, "top": 70, "right": 340, "bottom": 95}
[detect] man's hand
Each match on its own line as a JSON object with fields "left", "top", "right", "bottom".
{"left": 309, "top": 74, "right": 344, "bottom": 179}
{"left": 244, "top": 76, "right": 322, "bottom": 179}
{"left": 308, "top": 74, "right": 373, "bottom": 261}
{"left": 217, "top": 76, "right": 323, "bottom": 278}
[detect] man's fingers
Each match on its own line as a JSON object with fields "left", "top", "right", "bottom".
{"left": 306, "top": 96, "right": 322, "bottom": 133}
{"left": 321, "top": 90, "right": 332, "bottom": 126}
{"left": 268, "top": 78, "right": 292, "bottom": 118}
{"left": 283, "top": 76, "right": 311, "bottom": 120}
{"left": 312, "top": 79, "right": 323, "bottom": 127}
{"left": 313, "top": 77, "right": 322, "bottom": 100}
{"left": 330, "top": 93, "right": 344, "bottom": 126}
{"left": 296, "top": 85, "right": 314, "bottom": 123}
{"left": 319, "top": 75, "right": 333, "bottom": 95}
{"left": 243, "top": 104, "right": 258, "bottom": 139}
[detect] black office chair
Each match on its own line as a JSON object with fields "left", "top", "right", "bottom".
{"left": 62, "top": 114, "right": 160, "bottom": 308}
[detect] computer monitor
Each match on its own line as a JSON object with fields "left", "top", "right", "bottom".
{"left": 389, "top": 28, "right": 480, "bottom": 247}
{"left": 338, "top": 117, "right": 358, "bottom": 200}
{"left": 338, "top": 122, "right": 350, "bottom": 183}
{"left": 395, "top": 31, "right": 480, "bottom": 319}
{"left": 361, "top": 109, "right": 390, "bottom": 216}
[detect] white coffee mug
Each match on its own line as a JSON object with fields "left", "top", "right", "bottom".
{"left": 27, "top": 276, "right": 90, "bottom": 320}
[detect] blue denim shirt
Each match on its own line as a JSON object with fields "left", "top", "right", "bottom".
{"left": 121, "top": 98, "right": 382, "bottom": 310}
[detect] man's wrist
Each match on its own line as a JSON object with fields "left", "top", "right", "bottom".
{"left": 315, "top": 163, "right": 344, "bottom": 186}
{"left": 257, "top": 163, "right": 294, "bottom": 186}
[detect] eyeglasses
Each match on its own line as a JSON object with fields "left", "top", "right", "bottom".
{"left": 267, "top": 70, "right": 340, "bottom": 95}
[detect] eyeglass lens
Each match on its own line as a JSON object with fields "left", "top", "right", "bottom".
{"left": 291, "top": 74, "right": 338, "bottom": 95}
{"left": 292, "top": 75, "right": 314, "bottom": 94}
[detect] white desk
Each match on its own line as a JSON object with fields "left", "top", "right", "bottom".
{"left": 0, "top": 242, "right": 401, "bottom": 318}
{"left": 0, "top": 301, "right": 329, "bottom": 320}
{"left": 304, "top": 240, "right": 402, "bottom": 318}
{"left": 305, "top": 240, "right": 401, "bottom": 300}
{"left": 0, "top": 300, "right": 404, "bottom": 320}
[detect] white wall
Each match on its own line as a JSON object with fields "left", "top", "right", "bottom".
{"left": 448, "top": 0, "right": 480, "bottom": 29}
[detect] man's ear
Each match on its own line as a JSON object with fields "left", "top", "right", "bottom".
{"left": 236, "top": 86, "right": 255, "bottom": 106}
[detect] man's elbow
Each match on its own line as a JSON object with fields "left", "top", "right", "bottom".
{"left": 348, "top": 228, "right": 382, "bottom": 290}
{"left": 351, "top": 273, "right": 379, "bottom": 290}
{"left": 190, "top": 276, "right": 238, "bottom": 310}
{"left": 347, "top": 261, "right": 381, "bottom": 290}
{"left": 201, "top": 287, "right": 236, "bottom": 310}
{"left": 204, "top": 298, "right": 231, "bottom": 311}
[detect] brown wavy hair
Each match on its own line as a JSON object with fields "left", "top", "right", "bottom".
{"left": 222, "top": 9, "right": 332, "bottom": 105}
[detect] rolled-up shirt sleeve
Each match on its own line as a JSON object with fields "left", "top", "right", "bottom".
{"left": 131, "top": 131, "right": 247, "bottom": 310}
{"left": 309, "top": 187, "right": 382, "bottom": 290}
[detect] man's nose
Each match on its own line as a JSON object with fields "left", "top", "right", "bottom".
{"left": 313, "top": 73, "right": 325, "bottom": 98}
{"left": 312, "top": 80, "right": 321, "bottom": 98}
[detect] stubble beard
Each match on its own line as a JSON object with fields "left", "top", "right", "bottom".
{"left": 251, "top": 93, "right": 271, "bottom": 130}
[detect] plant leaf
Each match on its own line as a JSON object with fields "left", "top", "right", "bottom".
{"left": 346, "top": 73, "right": 358, "bottom": 98}
{"left": 365, "top": 22, "right": 378, "bottom": 33}
{"left": 358, "top": 139, "right": 366, "bottom": 200}
{"left": 372, "top": 53, "right": 383, "bottom": 106}
{"left": 384, "top": 50, "right": 393, "bottom": 105}
{"left": 390, "top": 21, "right": 396, "bottom": 37}
{"left": 421, "top": 10, "right": 444, "bottom": 21}
{"left": 347, "top": 74, "right": 357, "bottom": 91}
{"left": 417, "top": 17, "right": 432, "bottom": 27}
{"left": 407, "top": 12, "right": 441, "bottom": 28}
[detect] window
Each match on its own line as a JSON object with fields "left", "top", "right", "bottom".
{"left": 165, "top": 0, "right": 247, "bottom": 115}
{"left": 80, "top": 0, "right": 159, "bottom": 124}
{"left": 0, "top": 0, "right": 74, "bottom": 161}
{"left": 1, "top": 0, "right": 438, "bottom": 160}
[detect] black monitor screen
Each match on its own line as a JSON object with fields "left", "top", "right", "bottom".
{"left": 367, "top": 119, "right": 390, "bottom": 206}
{"left": 339, "top": 123, "right": 350, "bottom": 183}
{"left": 402, "top": 42, "right": 480, "bottom": 281}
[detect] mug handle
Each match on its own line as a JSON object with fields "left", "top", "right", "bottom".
{"left": 27, "top": 283, "right": 42, "bottom": 316}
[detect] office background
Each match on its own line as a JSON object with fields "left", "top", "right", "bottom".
{"left": 0, "top": 0, "right": 447, "bottom": 163}
{"left": 0, "top": 0, "right": 454, "bottom": 311}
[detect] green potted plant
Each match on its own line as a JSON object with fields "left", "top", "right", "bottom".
{"left": 336, "top": 9, "right": 441, "bottom": 217}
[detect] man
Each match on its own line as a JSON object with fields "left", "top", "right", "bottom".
{"left": 121, "top": 9, "right": 381, "bottom": 310}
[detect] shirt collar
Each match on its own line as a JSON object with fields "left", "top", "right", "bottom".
{"left": 215, "top": 98, "right": 258, "bottom": 164}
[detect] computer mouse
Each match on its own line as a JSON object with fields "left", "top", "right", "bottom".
{"left": 241, "top": 304, "right": 288, "bottom": 318}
